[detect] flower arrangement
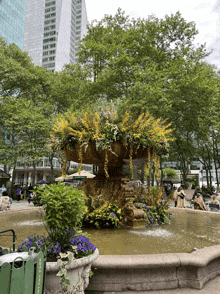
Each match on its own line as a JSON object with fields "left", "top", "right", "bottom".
{"left": 83, "top": 202, "right": 123, "bottom": 229}
{"left": 53, "top": 105, "right": 173, "bottom": 178}
{"left": 134, "top": 186, "right": 171, "bottom": 225}
{"left": 20, "top": 231, "right": 96, "bottom": 262}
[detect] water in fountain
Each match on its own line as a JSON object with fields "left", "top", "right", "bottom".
{"left": 1, "top": 209, "right": 220, "bottom": 254}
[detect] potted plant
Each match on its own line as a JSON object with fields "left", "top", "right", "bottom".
{"left": 20, "top": 182, "right": 99, "bottom": 294}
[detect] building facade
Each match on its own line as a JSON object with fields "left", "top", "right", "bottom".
{"left": 0, "top": 0, "right": 27, "bottom": 49}
{"left": 13, "top": 158, "right": 93, "bottom": 186}
{"left": 23, "top": 0, "right": 88, "bottom": 72}
{"left": 162, "top": 160, "right": 220, "bottom": 187}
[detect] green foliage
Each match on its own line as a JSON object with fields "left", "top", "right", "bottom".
{"left": 57, "top": 249, "right": 75, "bottom": 293}
{"left": 139, "top": 201, "right": 171, "bottom": 225}
{"left": 163, "top": 168, "right": 178, "bottom": 179}
{"left": 0, "top": 97, "right": 52, "bottom": 171}
{"left": 37, "top": 182, "right": 86, "bottom": 231}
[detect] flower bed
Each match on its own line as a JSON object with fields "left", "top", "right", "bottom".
{"left": 20, "top": 231, "right": 96, "bottom": 262}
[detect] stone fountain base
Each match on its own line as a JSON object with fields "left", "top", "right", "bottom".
{"left": 86, "top": 245, "right": 220, "bottom": 292}
{"left": 83, "top": 176, "right": 146, "bottom": 229}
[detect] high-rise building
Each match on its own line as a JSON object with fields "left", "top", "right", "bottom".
{"left": 0, "top": 0, "right": 27, "bottom": 49}
{"left": 23, "top": 0, "right": 88, "bottom": 72}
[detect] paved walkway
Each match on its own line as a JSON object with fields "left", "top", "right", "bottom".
{"left": 4, "top": 199, "right": 220, "bottom": 293}
{"left": 10, "top": 199, "right": 34, "bottom": 209}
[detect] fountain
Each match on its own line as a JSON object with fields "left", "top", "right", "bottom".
{"left": 12, "top": 107, "right": 218, "bottom": 291}
{"left": 1, "top": 208, "right": 220, "bottom": 291}
{"left": 53, "top": 107, "right": 172, "bottom": 228}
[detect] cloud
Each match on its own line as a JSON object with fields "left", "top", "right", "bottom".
{"left": 213, "top": 0, "right": 220, "bottom": 12}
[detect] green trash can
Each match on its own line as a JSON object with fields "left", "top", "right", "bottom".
{"left": 0, "top": 248, "right": 46, "bottom": 294}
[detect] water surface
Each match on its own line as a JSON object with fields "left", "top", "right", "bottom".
{"left": 1, "top": 209, "right": 220, "bottom": 254}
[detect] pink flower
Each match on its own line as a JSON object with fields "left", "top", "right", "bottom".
{"left": 126, "top": 135, "right": 129, "bottom": 138}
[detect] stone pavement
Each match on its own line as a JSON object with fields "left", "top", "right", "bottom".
{"left": 10, "top": 198, "right": 35, "bottom": 210}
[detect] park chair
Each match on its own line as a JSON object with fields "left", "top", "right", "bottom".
{"left": 208, "top": 203, "right": 220, "bottom": 211}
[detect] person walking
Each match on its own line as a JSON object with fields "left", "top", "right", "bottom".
{"left": 173, "top": 186, "right": 178, "bottom": 207}
{"left": 16, "top": 186, "right": 21, "bottom": 202}
{"left": 177, "top": 187, "right": 186, "bottom": 208}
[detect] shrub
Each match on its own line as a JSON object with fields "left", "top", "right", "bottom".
{"left": 37, "top": 182, "right": 86, "bottom": 231}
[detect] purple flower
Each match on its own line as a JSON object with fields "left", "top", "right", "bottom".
{"left": 126, "top": 135, "right": 129, "bottom": 138}
{"left": 110, "top": 212, "right": 116, "bottom": 217}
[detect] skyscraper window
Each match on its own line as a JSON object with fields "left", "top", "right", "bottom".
{"left": 0, "top": 0, "right": 27, "bottom": 49}
{"left": 23, "top": 0, "right": 88, "bottom": 72}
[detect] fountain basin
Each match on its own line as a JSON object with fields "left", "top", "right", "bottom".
{"left": 87, "top": 208, "right": 220, "bottom": 292}
{"left": 87, "top": 244, "right": 220, "bottom": 292}
{"left": 1, "top": 207, "right": 220, "bottom": 291}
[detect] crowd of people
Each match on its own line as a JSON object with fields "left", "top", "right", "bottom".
{"left": 0, "top": 183, "right": 35, "bottom": 204}
{"left": 172, "top": 185, "right": 220, "bottom": 211}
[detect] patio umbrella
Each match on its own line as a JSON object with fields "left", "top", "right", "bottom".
{"left": 55, "top": 175, "right": 72, "bottom": 182}
{"left": 37, "top": 180, "right": 50, "bottom": 184}
{"left": 68, "top": 170, "right": 96, "bottom": 179}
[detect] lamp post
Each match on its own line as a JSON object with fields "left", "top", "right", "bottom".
{"left": 200, "top": 170, "right": 203, "bottom": 187}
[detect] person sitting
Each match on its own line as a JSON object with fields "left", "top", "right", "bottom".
{"left": 209, "top": 195, "right": 219, "bottom": 204}
{"left": 2, "top": 190, "right": 12, "bottom": 205}
{"left": 208, "top": 195, "right": 219, "bottom": 211}
{"left": 192, "top": 186, "right": 203, "bottom": 201}
{"left": 216, "top": 193, "right": 220, "bottom": 203}
{"left": 193, "top": 194, "right": 207, "bottom": 211}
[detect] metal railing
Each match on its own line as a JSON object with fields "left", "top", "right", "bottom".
{"left": 0, "top": 229, "right": 16, "bottom": 251}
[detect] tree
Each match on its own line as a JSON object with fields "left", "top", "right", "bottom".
{"left": 162, "top": 168, "right": 179, "bottom": 179}
{"left": 74, "top": 9, "right": 220, "bottom": 181}
{"left": 0, "top": 97, "right": 52, "bottom": 185}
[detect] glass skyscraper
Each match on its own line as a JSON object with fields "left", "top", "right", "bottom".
{"left": 23, "top": 0, "right": 88, "bottom": 72}
{"left": 0, "top": 0, "right": 27, "bottom": 49}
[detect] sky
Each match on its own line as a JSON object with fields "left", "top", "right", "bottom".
{"left": 85, "top": 0, "right": 220, "bottom": 68}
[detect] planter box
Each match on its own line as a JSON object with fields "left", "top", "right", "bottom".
{"left": 45, "top": 249, "right": 99, "bottom": 294}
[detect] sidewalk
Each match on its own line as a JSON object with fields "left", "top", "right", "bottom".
{"left": 9, "top": 198, "right": 37, "bottom": 212}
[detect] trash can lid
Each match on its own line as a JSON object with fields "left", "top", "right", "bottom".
{"left": 0, "top": 251, "right": 38, "bottom": 266}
